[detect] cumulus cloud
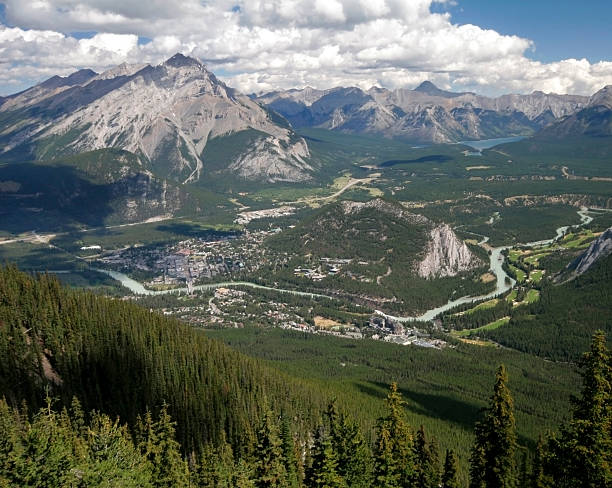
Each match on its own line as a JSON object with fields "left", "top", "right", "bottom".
{"left": 1, "top": 0, "right": 611, "bottom": 96}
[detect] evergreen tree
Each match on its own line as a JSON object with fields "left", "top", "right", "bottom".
{"left": 192, "top": 440, "right": 236, "bottom": 488}
{"left": 441, "top": 449, "right": 461, "bottom": 488}
{"left": 85, "top": 412, "right": 153, "bottom": 487}
{"left": 545, "top": 331, "right": 611, "bottom": 488}
{"left": 469, "top": 420, "right": 486, "bottom": 488}
{"left": 280, "top": 415, "right": 300, "bottom": 488}
{"left": 135, "top": 404, "right": 189, "bottom": 488}
{"left": 470, "top": 365, "right": 517, "bottom": 488}
{"left": 307, "top": 427, "right": 346, "bottom": 488}
{"left": 254, "top": 410, "right": 289, "bottom": 488}
{"left": 325, "top": 401, "right": 372, "bottom": 488}
{"left": 413, "top": 425, "right": 440, "bottom": 488}
{"left": 374, "top": 425, "right": 400, "bottom": 488}
{"left": 374, "top": 383, "right": 415, "bottom": 488}
{"left": 530, "top": 437, "right": 550, "bottom": 488}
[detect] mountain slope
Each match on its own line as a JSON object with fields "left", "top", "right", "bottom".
{"left": 535, "top": 85, "right": 612, "bottom": 139}
{"left": 569, "top": 227, "right": 612, "bottom": 275}
{"left": 0, "top": 265, "right": 326, "bottom": 453}
{"left": 256, "top": 82, "right": 588, "bottom": 143}
{"left": 0, "top": 54, "right": 312, "bottom": 183}
{"left": 482, "top": 253, "right": 612, "bottom": 361}
{"left": 0, "top": 149, "right": 213, "bottom": 231}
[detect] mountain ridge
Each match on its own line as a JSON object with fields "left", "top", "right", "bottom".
{"left": 256, "top": 81, "right": 591, "bottom": 143}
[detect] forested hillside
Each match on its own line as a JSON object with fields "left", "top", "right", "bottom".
{"left": 0, "top": 265, "right": 326, "bottom": 454}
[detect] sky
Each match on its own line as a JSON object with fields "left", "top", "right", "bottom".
{"left": 1, "top": 0, "right": 611, "bottom": 97}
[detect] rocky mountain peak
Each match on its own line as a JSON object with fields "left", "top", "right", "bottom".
{"left": 164, "top": 53, "right": 204, "bottom": 69}
{"left": 588, "top": 85, "right": 612, "bottom": 109}
{"left": 414, "top": 80, "right": 440, "bottom": 93}
{"left": 0, "top": 56, "right": 312, "bottom": 184}
{"left": 413, "top": 80, "right": 467, "bottom": 99}
{"left": 40, "top": 69, "right": 97, "bottom": 90}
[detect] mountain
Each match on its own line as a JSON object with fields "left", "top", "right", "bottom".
{"left": 569, "top": 227, "right": 612, "bottom": 275}
{"left": 535, "top": 85, "right": 612, "bottom": 139}
{"left": 0, "top": 54, "right": 312, "bottom": 184}
{"left": 418, "top": 224, "right": 479, "bottom": 278}
{"left": 265, "top": 198, "right": 488, "bottom": 314}
{"left": 413, "top": 80, "right": 472, "bottom": 98}
{"left": 269, "top": 198, "right": 482, "bottom": 276}
{"left": 255, "top": 82, "right": 589, "bottom": 143}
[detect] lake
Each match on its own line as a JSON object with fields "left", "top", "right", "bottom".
{"left": 459, "top": 136, "right": 525, "bottom": 151}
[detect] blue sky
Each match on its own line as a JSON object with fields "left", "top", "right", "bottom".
{"left": 0, "top": 0, "right": 611, "bottom": 96}
{"left": 433, "top": 0, "right": 612, "bottom": 63}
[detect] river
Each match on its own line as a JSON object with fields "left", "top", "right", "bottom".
{"left": 96, "top": 207, "right": 593, "bottom": 323}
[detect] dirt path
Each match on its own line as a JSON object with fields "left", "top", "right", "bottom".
{"left": 376, "top": 265, "right": 392, "bottom": 285}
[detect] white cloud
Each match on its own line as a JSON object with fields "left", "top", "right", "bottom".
{"left": 1, "top": 0, "right": 611, "bottom": 97}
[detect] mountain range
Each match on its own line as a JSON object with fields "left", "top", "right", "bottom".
{"left": 254, "top": 81, "right": 594, "bottom": 143}
{"left": 2, "top": 53, "right": 611, "bottom": 183}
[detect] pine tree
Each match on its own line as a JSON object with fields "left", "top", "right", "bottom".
{"left": 307, "top": 427, "right": 346, "bottom": 488}
{"left": 545, "top": 331, "right": 611, "bottom": 488}
{"left": 413, "top": 425, "right": 440, "bottom": 488}
{"left": 280, "top": 415, "right": 300, "bottom": 488}
{"left": 135, "top": 404, "right": 189, "bottom": 488}
{"left": 325, "top": 401, "right": 372, "bottom": 488}
{"left": 85, "top": 412, "right": 153, "bottom": 487}
{"left": 254, "top": 409, "right": 289, "bottom": 488}
{"left": 374, "top": 383, "right": 415, "bottom": 488}
{"left": 469, "top": 365, "right": 517, "bottom": 488}
{"left": 374, "top": 425, "right": 400, "bottom": 488}
{"left": 530, "top": 437, "right": 550, "bottom": 488}
{"left": 152, "top": 404, "right": 189, "bottom": 488}
{"left": 441, "top": 449, "right": 461, "bottom": 488}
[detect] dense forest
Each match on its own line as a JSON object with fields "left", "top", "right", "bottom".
{"left": 0, "top": 266, "right": 609, "bottom": 486}
{"left": 0, "top": 265, "right": 328, "bottom": 454}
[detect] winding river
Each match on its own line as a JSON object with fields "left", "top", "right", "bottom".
{"left": 96, "top": 207, "right": 594, "bottom": 323}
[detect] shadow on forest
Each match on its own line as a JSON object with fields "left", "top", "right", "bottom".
{"left": 0, "top": 163, "right": 117, "bottom": 232}
{"left": 379, "top": 155, "right": 452, "bottom": 167}
{"left": 360, "top": 380, "right": 482, "bottom": 432}
{"left": 156, "top": 223, "right": 241, "bottom": 240}
{"left": 358, "top": 380, "right": 535, "bottom": 447}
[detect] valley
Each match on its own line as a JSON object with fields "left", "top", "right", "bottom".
{"left": 0, "top": 54, "right": 611, "bottom": 486}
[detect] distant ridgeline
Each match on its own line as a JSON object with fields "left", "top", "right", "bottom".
{"left": 0, "top": 265, "right": 610, "bottom": 486}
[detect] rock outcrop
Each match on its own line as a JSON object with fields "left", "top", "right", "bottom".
{"left": 569, "top": 227, "right": 612, "bottom": 275}
{"left": 417, "top": 224, "right": 481, "bottom": 278}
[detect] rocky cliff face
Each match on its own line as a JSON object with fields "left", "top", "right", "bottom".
{"left": 256, "top": 82, "right": 590, "bottom": 143}
{"left": 536, "top": 85, "right": 612, "bottom": 139}
{"left": 0, "top": 54, "right": 311, "bottom": 183}
{"left": 417, "top": 224, "right": 481, "bottom": 278}
{"left": 569, "top": 227, "right": 612, "bottom": 275}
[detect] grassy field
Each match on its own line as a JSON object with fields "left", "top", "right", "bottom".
{"left": 453, "top": 317, "right": 511, "bottom": 337}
